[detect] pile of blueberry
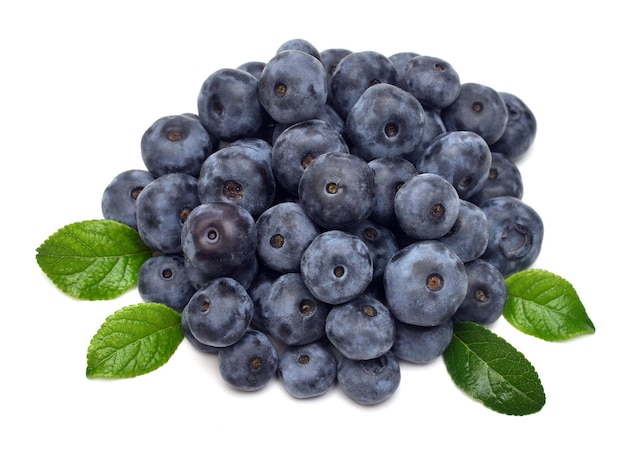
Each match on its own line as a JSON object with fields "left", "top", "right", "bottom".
{"left": 101, "top": 39, "right": 542, "bottom": 405}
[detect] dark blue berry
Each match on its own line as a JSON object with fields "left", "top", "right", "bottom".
{"left": 417, "top": 131, "right": 492, "bottom": 200}
{"left": 346, "top": 83, "right": 425, "bottom": 162}
{"left": 403, "top": 107, "right": 447, "bottom": 168}
{"left": 403, "top": 55, "right": 461, "bottom": 110}
{"left": 255, "top": 201, "right": 320, "bottom": 274}
{"left": 441, "top": 82, "right": 508, "bottom": 145}
{"left": 345, "top": 219, "right": 399, "bottom": 281}
{"left": 184, "top": 253, "right": 258, "bottom": 291}
{"left": 298, "top": 151, "right": 375, "bottom": 230}
{"left": 452, "top": 259, "right": 507, "bottom": 325}
{"left": 276, "top": 38, "right": 322, "bottom": 61}
{"left": 337, "top": 352, "right": 401, "bottom": 405}
{"left": 138, "top": 254, "right": 195, "bottom": 312}
{"left": 468, "top": 152, "right": 524, "bottom": 207}
{"left": 384, "top": 240, "right": 468, "bottom": 326}
{"left": 181, "top": 307, "right": 221, "bottom": 354}
{"left": 258, "top": 50, "right": 328, "bottom": 124}
{"left": 392, "top": 318, "right": 453, "bottom": 364}
{"left": 438, "top": 199, "right": 489, "bottom": 263}
{"left": 329, "top": 50, "right": 398, "bottom": 119}
{"left": 197, "top": 68, "right": 264, "bottom": 142}
{"left": 258, "top": 272, "right": 330, "bottom": 346}
{"left": 135, "top": 173, "right": 200, "bottom": 254}
{"left": 236, "top": 61, "right": 266, "bottom": 80}
{"left": 388, "top": 51, "right": 419, "bottom": 91}
{"left": 181, "top": 202, "right": 257, "bottom": 279}
{"left": 278, "top": 340, "right": 337, "bottom": 399}
{"left": 320, "top": 47, "right": 352, "bottom": 96}
{"left": 229, "top": 137, "right": 273, "bottom": 162}
{"left": 394, "top": 172, "right": 460, "bottom": 240}
{"left": 246, "top": 264, "right": 280, "bottom": 332}
{"left": 300, "top": 230, "right": 373, "bottom": 305}
{"left": 325, "top": 294, "right": 396, "bottom": 360}
{"left": 197, "top": 143, "right": 276, "bottom": 218}
{"left": 489, "top": 92, "right": 537, "bottom": 161}
{"left": 479, "top": 195, "right": 544, "bottom": 277}
{"left": 140, "top": 114, "right": 213, "bottom": 177}
{"left": 368, "top": 157, "right": 418, "bottom": 228}
{"left": 182, "top": 277, "right": 254, "bottom": 348}
{"left": 272, "top": 119, "right": 349, "bottom": 195}
{"left": 101, "top": 169, "right": 155, "bottom": 229}
{"left": 218, "top": 329, "right": 278, "bottom": 392}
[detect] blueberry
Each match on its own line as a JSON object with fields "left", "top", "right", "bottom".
{"left": 489, "top": 92, "right": 537, "bottom": 161}
{"left": 181, "top": 201, "right": 257, "bottom": 279}
{"left": 394, "top": 172, "right": 460, "bottom": 240}
{"left": 226, "top": 253, "right": 259, "bottom": 290}
{"left": 300, "top": 230, "right": 373, "bottom": 305}
{"left": 392, "top": 318, "right": 454, "bottom": 364}
{"left": 438, "top": 199, "right": 489, "bottom": 263}
{"left": 270, "top": 104, "right": 346, "bottom": 145}
{"left": 181, "top": 306, "right": 221, "bottom": 354}
{"left": 320, "top": 48, "right": 352, "bottom": 78}
{"left": 276, "top": 38, "right": 322, "bottom": 61}
{"left": 101, "top": 169, "right": 155, "bottom": 229}
{"left": 229, "top": 137, "right": 273, "bottom": 163}
{"left": 184, "top": 253, "right": 258, "bottom": 291}
{"left": 140, "top": 114, "right": 213, "bottom": 177}
{"left": 319, "top": 47, "right": 352, "bottom": 97}
{"left": 255, "top": 201, "right": 320, "bottom": 274}
{"left": 278, "top": 340, "right": 337, "bottom": 399}
{"left": 325, "top": 294, "right": 396, "bottom": 360}
{"left": 320, "top": 47, "right": 352, "bottom": 82}
{"left": 384, "top": 240, "right": 468, "bottom": 326}
{"left": 236, "top": 61, "right": 266, "bottom": 80}
{"left": 452, "top": 259, "right": 508, "bottom": 325}
{"left": 346, "top": 83, "right": 425, "bottom": 162}
{"left": 329, "top": 50, "right": 398, "bottom": 119}
{"left": 298, "top": 151, "right": 375, "bottom": 230}
{"left": 138, "top": 254, "right": 196, "bottom": 312}
{"left": 258, "top": 50, "right": 328, "bottom": 124}
{"left": 441, "top": 82, "right": 508, "bottom": 145}
{"left": 314, "top": 104, "right": 347, "bottom": 140}
{"left": 182, "top": 277, "right": 254, "bottom": 348}
{"left": 246, "top": 264, "right": 280, "bottom": 332}
{"left": 345, "top": 219, "right": 399, "bottom": 281}
{"left": 258, "top": 272, "right": 330, "bottom": 346}
{"left": 479, "top": 195, "right": 544, "bottom": 277}
{"left": 416, "top": 131, "right": 492, "bottom": 199}
{"left": 388, "top": 51, "right": 419, "bottom": 91}
{"left": 197, "top": 68, "right": 264, "bottom": 142}
{"left": 403, "top": 55, "right": 461, "bottom": 110}
{"left": 403, "top": 107, "right": 447, "bottom": 168}
{"left": 467, "top": 152, "right": 524, "bottom": 207}
{"left": 197, "top": 143, "right": 276, "bottom": 218}
{"left": 367, "top": 156, "right": 418, "bottom": 228}
{"left": 337, "top": 352, "right": 401, "bottom": 405}
{"left": 135, "top": 173, "right": 200, "bottom": 254}
{"left": 218, "top": 329, "right": 278, "bottom": 392}
{"left": 272, "top": 119, "right": 349, "bottom": 195}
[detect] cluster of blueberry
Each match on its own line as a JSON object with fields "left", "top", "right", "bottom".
{"left": 101, "top": 39, "right": 542, "bottom": 405}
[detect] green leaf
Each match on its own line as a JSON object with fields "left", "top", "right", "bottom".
{"left": 504, "top": 269, "right": 595, "bottom": 341}
{"left": 36, "top": 219, "right": 153, "bottom": 300}
{"left": 86, "top": 302, "right": 184, "bottom": 378}
{"left": 443, "top": 321, "right": 545, "bottom": 416}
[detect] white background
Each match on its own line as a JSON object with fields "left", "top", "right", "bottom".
{"left": 2, "top": 1, "right": 623, "bottom": 452}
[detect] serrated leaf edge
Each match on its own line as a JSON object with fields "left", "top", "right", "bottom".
{"left": 36, "top": 219, "right": 153, "bottom": 300}
{"left": 86, "top": 303, "right": 183, "bottom": 379}
{"left": 505, "top": 269, "right": 595, "bottom": 341}
{"left": 444, "top": 322, "right": 545, "bottom": 416}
